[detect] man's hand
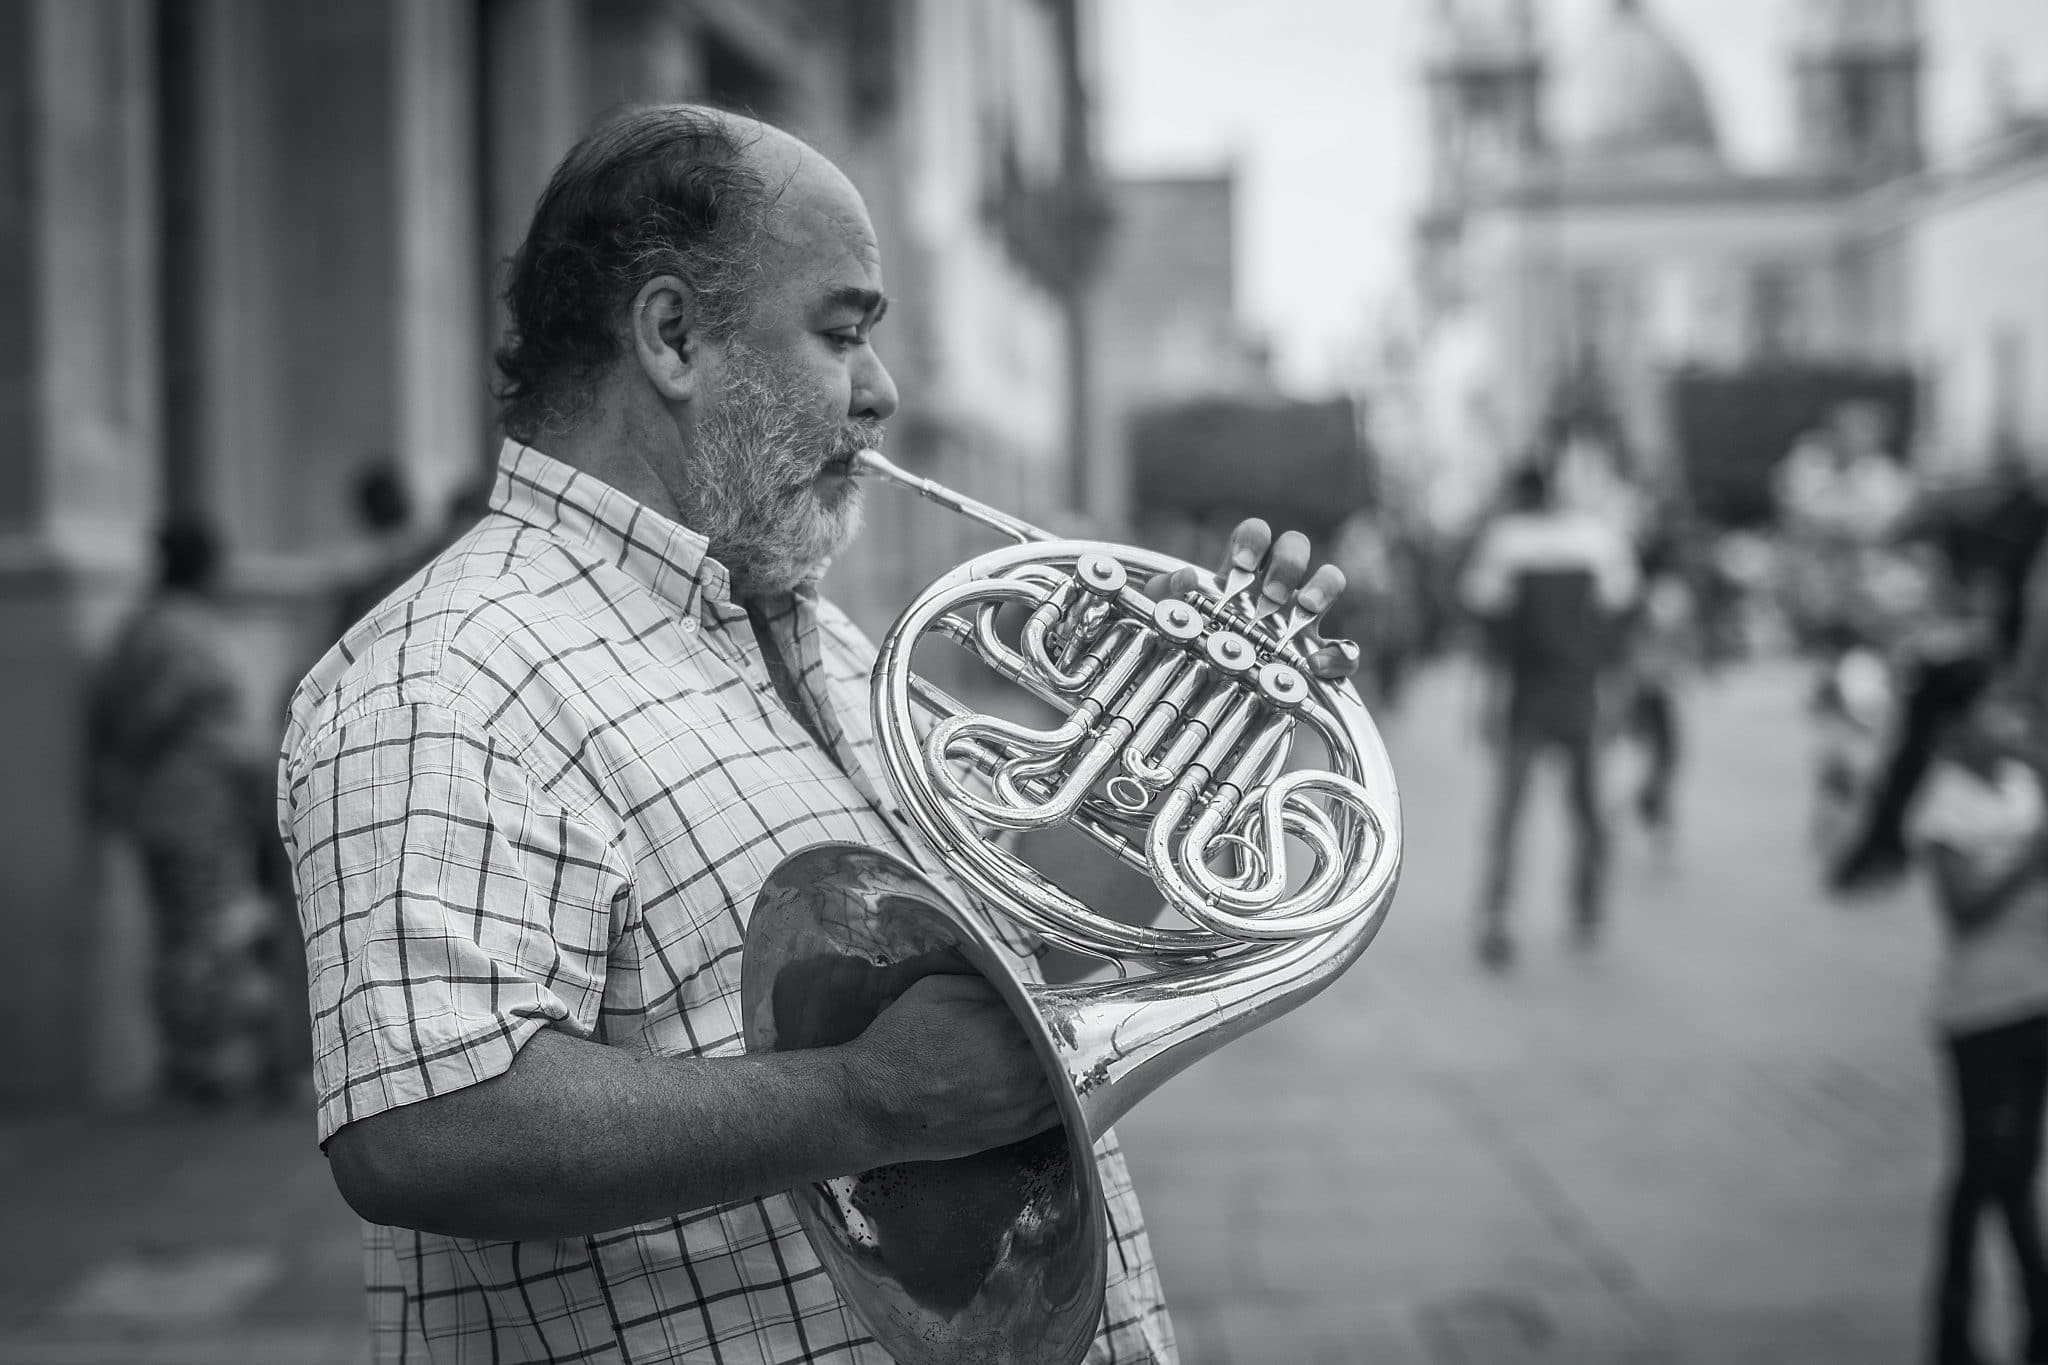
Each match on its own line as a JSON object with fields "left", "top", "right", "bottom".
{"left": 841, "top": 973, "right": 1061, "bottom": 1161}
{"left": 1146, "top": 519, "right": 1357, "bottom": 681}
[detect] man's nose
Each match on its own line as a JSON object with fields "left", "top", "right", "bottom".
{"left": 854, "top": 347, "right": 898, "bottom": 424}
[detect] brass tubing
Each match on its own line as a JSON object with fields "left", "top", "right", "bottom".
{"left": 854, "top": 449, "right": 1051, "bottom": 545}
{"left": 1022, "top": 581, "right": 1106, "bottom": 692}
{"left": 972, "top": 570, "right": 1067, "bottom": 682}
{"left": 1119, "top": 656, "right": 1207, "bottom": 791}
{"left": 1138, "top": 678, "right": 1234, "bottom": 791}
{"left": 928, "top": 628, "right": 1154, "bottom": 828}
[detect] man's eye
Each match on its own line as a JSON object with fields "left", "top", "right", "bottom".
{"left": 825, "top": 330, "right": 863, "bottom": 351}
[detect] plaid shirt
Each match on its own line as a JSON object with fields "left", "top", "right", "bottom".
{"left": 278, "top": 442, "right": 1176, "bottom": 1364}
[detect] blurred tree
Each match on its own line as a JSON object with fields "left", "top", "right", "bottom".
{"left": 1129, "top": 396, "right": 1373, "bottom": 543}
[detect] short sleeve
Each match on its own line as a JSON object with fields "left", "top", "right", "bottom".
{"left": 281, "top": 699, "right": 631, "bottom": 1143}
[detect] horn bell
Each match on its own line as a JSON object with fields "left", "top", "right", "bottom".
{"left": 741, "top": 842, "right": 1105, "bottom": 1365}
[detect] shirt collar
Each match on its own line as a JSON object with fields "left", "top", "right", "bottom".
{"left": 490, "top": 439, "right": 736, "bottom": 620}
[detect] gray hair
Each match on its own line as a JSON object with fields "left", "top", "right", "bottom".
{"left": 494, "top": 105, "right": 774, "bottom": 442}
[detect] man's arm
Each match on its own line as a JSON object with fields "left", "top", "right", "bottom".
{"left": 325, "top": 971, "right": 1059, "bottom": 1241}
{"left": 289, "top": 697, "right": 1056, "bottom": 1243}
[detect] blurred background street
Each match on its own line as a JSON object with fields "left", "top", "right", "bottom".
{"left": 8, "top": 0, "right": 2048, "bottom": 1360}
{"left": 0, "top": 655, "right": 1961, "bottom": 1364}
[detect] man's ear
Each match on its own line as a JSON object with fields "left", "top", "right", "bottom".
{"left": 629, "top": 276, "right": 700, "bottom": 402}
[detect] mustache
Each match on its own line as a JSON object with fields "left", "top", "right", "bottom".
{"left": 780, "top": 424, "right": 887, "bottom": 486}
{"left": 839, "top": 423, "right": 886, "bottom": 458}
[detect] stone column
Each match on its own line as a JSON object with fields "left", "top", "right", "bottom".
{"left": 588, "top": 0, "right": 697, "bottom": 113}
{"left": 183, "top": 0, "right": 283, "bottom": 555}
{"left": 485, "top": 0, "right": 586, "bottom": 311}
{"left": 394, "top": 0, "right": 485, "bottom": 512}
{"left": 477, "top": 0, "right": 587, "bottom": 470}
{"left": 0, "top": 0, "right": 164, "bottom": 1105}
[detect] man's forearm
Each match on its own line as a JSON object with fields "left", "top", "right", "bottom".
{"left": 327, "top": 1028, "right": 884, "bottom": 1241}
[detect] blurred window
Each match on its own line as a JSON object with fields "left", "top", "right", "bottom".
{"left": 1748, "top": 265, "right": 1801, "bottom": 360}
{"left": 1840, "top": 62, "right": 1883, "bottom": 156}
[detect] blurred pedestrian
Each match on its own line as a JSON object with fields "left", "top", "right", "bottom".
{"left": 331, "top": 463, "right": 498, "bottom": 657}
{"left": 1942, "top": 459, "right": 2048, "bottom": 681}
{"left": 87, "top": 518, "right": 286, "bottom": 1107}
{"left": 2016, "top": 535, "right": 2048, "bottom": 706}
{"left": 1623, "top": 535, "right": 1700, "bottom": 847}
{"left": 331, "top": 457, "right": 424, "bottom": 643}
{"left": 1772, "top": 401, "right": 1913, "bottom": 653}
{"left": 1461, "top": 461, "right": 1639, "bottom": 967}
{"left": 1831, "top": 461, "right": 2046, "bottom": 892}
{"left": 1908, "top": 684, "right": 2048, "bottom": 1365}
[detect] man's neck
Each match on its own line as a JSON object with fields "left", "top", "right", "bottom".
{"left": 533, "top": 406, "right": 687, "bottom": 527}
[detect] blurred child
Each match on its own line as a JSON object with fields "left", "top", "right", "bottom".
{"left": 1625, "top": 538, "right": 1700, "bottom": 845}
{"left": 1908, "top": 686, "right": 2048, "bottom": 1365}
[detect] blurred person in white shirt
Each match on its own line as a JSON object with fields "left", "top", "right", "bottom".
{"left": 1460, "top": 461, "right": 1639, "bottom": 968}
{"left": 1908, "top": 684, "right": 2048, "bottom": 1365}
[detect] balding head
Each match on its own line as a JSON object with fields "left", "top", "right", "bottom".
{"left": 494, "top": 105, "right": 845, "bottom": 443}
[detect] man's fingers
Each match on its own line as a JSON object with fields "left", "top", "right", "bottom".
{"left": 1224, "top": 520, "right": 1272, "bottom": 581}
{"left": 1294, "top": 564, "right": 1346, "bottom": 618}
{"left": 1141, "top": 565, "right": 1202, "bottom": 599}
{"left": 1141, "top": 530, "right": 1352, "bottom": 675}
{"left": 1305, "top": 637, "right": 1363, "bottom": 681}
{"left": 896, "top": 972, "right": 1001, "bottom": 1006}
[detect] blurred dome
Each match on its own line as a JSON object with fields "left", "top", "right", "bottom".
{"left": 1793, "top": 0, "right": 1917, "bottom": 53}
{"left": 1559, "top": 0, "right": 1723, "bottom": 172}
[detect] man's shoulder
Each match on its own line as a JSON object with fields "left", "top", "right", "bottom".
{"left": 285, "top": 527, "right": 591, "bottom": 749}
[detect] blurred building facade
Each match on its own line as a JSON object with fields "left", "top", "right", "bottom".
{"left": 1086, "top": 170, "right": 1281, "bottom": 541}
{"left": 1382, "top": 0, "right": 2048, "bottom": 532}
{"left": 1, "top": 0, "right": 1106, "bottom": 1106}
{"left": 1900, "top": 116, "right": 2048, "bottom": 474}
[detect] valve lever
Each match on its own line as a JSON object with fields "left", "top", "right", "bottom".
{"left": 1218, "top": 562, "right": 1258, "bottom": 614}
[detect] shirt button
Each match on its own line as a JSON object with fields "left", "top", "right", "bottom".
{"left": 681, "top": 617, "right": 699, "bottom": 633}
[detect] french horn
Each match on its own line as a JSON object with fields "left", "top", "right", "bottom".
{"left": 741, "top": 450, "right": 1402, "bottom": 1365}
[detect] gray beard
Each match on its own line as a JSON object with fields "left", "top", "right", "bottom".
{"left": 680, "top": 346, "right": 872, "bottom": 599}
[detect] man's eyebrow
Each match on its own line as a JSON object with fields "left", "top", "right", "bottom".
{"left": 823, "top": 286, "right": 889, "bottom": 324}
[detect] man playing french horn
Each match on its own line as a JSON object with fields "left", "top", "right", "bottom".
{"left": 278, "top": 105, "right": 1364, "bottom": 1365}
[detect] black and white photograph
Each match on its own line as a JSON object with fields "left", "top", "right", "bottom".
{"left": 4, "top": 1, "right": 2048, "bottom": 1361}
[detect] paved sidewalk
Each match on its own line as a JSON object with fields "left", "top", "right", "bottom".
{"left": 0, "top": 657, "right": 1974, "bottom": 1364}
{"left": 0, "top": 1110, "right": 362, "bottom": 1365}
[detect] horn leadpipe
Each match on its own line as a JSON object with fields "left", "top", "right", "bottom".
{"left": 854, "top": 448, "right": 1049, "bottom": 545}
{"left": 860, "top": 448, "right": 1344, "bottom": 687}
